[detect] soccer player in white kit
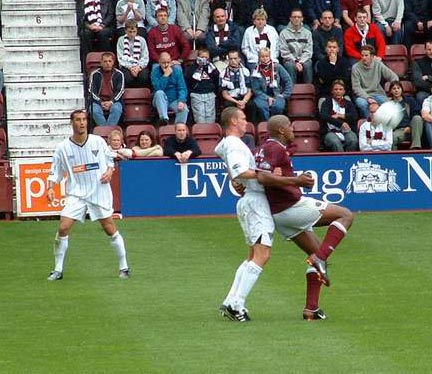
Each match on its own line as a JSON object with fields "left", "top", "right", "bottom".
{"left": 215, "top": 107, "right": 274, "bottom": 322}
{"left": 46, "top": 109, "right": 130, "bottom": 281}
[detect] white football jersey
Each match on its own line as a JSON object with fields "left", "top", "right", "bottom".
{"left": 215, "top": 135, "right": 265, "bottom": 194}
{"left": 48, "top": 134, "right": 115, "bottom": 210}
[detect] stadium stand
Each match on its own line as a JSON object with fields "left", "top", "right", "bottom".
{"left": 410, "top": 44, "right": 426, "bottom": 61}
{"left": 383, "top": 44, "right": 409, "bottom": 78}
{"left": 291, "top": 120, "right": 321, "bottom": 153}
{"left": 287, "top": 84, "right": 317, "bottom": 120}
{"left": 122, "top": 87, "right": 154, "bottom": 125}
{"left": 93, "top": 125, "right": 123, "bottom": 142}
{"left": 158, "top": 124, "right": 177, "bottom": 148}
{"left": 191, "top": 122, "right": 223, "bottom": 156}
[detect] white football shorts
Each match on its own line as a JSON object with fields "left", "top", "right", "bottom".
{"left": 273, "top": 196, "right": 328, "bottom": 239}
{"left": 236, "top": 192, "right": 275, "bottom": 247}
{"left": 61, "top": 195, "right": 114, "bottom": 222}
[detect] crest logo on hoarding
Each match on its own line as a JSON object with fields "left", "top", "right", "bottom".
{"left": 346, "top": 159, "right": 400, "bottom": 194}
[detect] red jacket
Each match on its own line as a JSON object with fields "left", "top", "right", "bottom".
{"left": 147, "top": 24, "right": 191, "bottom": 63}
{"left": 343, "top": 23, "right": 385, "bottom": 60}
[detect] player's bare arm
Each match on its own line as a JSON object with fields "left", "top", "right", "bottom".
{"left": 100, "top": 166, "right": 114, "bottom": 184}
{"left": 46, "top": 182, "right": 55, "bottom": 203}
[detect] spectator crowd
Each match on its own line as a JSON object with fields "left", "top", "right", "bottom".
{"left": 76, "top": 0, "right": 432, "bottom": 154}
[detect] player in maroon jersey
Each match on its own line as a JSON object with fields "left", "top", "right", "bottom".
{"left": 255, "top": 114, "right": 354, "bottom": 320}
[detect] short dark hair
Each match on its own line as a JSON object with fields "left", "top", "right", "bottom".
{"left": 360, "top": 44, "right": 376, "bottom": 55}
{"left": 125, "top": 19, "right": 138, "bottom": 30}
{"left": 70, "top": 109, "right": 87, "bottom": 121}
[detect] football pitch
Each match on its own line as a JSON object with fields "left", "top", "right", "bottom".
{"left": 1, "top": 212, "right": 431, "bottom": 373}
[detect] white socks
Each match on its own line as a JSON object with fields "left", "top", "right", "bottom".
{"left": 110, "top": 231, "right": 128, "bottom": 270}
{"left": 224, "top": 260, "right": 263, "bottom": 311}
{"left": 53, "top": 233, "right": 69, "bottom": 272}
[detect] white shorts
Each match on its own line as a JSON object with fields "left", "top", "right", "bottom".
{"left": 272, "top": 196, "right": 328, "bottom": 239}
{"left": 236, "top": 192, "right": 274, "bottom": 247}
{"left": 61, "top": 196, "right": 114, "bottom": 223}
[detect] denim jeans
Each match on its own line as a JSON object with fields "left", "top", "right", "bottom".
{"left": 254, "top": 95, "right": 286, "bottom": 121}
{"left": 354, "top": 94, "right": 388, "bottom": 119}
{"left": 424, "top": 121, "right": 432, "bottom": 148}
{"left": 152, "top": 90, "right": 189, "bottom": 124}
{"left": 283, "top": 60, "right": 313, "bottom": 84}
{"left": 91, "top": 101, "right": 122, "bottom": 126}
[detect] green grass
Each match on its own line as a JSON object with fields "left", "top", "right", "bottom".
{"left": 0, "top": 212, "right": 431, "bottom": 373}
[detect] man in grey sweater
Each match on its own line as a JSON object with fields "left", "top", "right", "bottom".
{"left": 351, "top": 44, "right": 398, "bottom": 118}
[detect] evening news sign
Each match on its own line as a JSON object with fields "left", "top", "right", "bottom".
{"left": 120, "top": 152, "right": 432, "bottom": 217}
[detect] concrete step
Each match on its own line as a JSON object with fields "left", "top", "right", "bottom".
{"left": 7, "top": 109, "right": 85, "bottom": 121}
{"left": 8, "top": 148, "right": 57, "bottom": 158}
{"left": 3, "top": 37, "right": 80, "bottom": 47}
{"left": 4, "top": 46, "right": 81, "bottom": 75}
{"left": 2, "top": 1, "right": 76, "bottom": 11}
{"left": 6, "top": 82, "right": 85, "bottom": 115}
{"left": 5, "top": 73, "right": 84, "bottom": 83}
{"left": 7, "top": 119, "right": 72, "bottom": 138}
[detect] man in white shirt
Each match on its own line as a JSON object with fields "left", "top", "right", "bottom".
{"left": 46, "top": 109, "right": 130, "bottom": 281}
{"left": 359, "top": 102, "right": 393, "bottom": 151}
{"left": 421, "top": 94, "right": 432, "bottom": 148}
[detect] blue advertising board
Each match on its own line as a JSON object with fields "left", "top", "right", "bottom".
{"left": 119, "top": 152, "right": 432, "bottom": 217}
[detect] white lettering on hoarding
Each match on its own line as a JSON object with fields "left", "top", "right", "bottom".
{"left": 25, "top": 175, "right": 66, "bottom": 209}
{"left": 402, "top": 157, "right": 432, "bottom": 192}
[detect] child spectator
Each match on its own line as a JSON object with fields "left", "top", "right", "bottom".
{"left": 185, "top": 48, "right": 220, "bottom": 123}
{"left": 359, "top": 102, "right": 393, "bottom": 151}
{"left": 117, "top": 19, "right": 150, "bottom": 88}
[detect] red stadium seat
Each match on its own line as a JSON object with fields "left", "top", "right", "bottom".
{"left": 158, "top": 124, "right": 177, "bottom": 148}
{"left": 0, "top": 127, "right": 7, "bottom": 158}
{"left": 123, "top": 87, "right": 154, "bottom": 125}
{"left": 383, "top": 44, "right": 409, "bottom": 78}
{"left": 125, "top": 124, "right": 158, "bottom": 148}
{"left": 410, "top": 44, "right": 426, "bottom": 61}
{"left": 287, "top": 84, "right": 316, "bottom": 119}
{"left": 291, "top": 120, "right": 320, "bottom": 153}
{"left": 92, "top": 125, "right": 123, "bottom": 142}
{"left": 257, "top": 121, "right": 268, "bottom": 145}
{"left": 85, "top": 51, "right": 116, "bottom": 76}
{"left": 191, "top": 123, "right": 223, "bottom": 155}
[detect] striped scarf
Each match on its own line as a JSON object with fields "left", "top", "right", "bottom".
{"left": 214, "top": 23, "right": 229, "bottom": 46}
{"left": 253, "top": 60, "right": 278, "bottom": 88}
{"left": 84, "top": 0, "right": 102, "bottom": 25}
{"left": 254, "top": 27, "right": 270, "bottom": 51}
{"left": 123, "top": 37, "right": 141, "bottom": 63}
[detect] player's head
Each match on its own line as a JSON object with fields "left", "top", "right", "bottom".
{"left": 268, "top": 115, "right": 294, "bottom": 144}
{"left": 220, "top": 107, "right": 247, "bottom": 136}
{"left": 70, "top": 109, "right": 88, "bottom": 136}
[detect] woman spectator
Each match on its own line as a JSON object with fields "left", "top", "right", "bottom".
{"left": 319, "top": 79, "right": 358, "bottom": 152}
{"left": 130, "top": 130, "right": 163, "bottom": 157}
{"left": 241, "top": 8, "right": 279, "bottom": 72}
{"left": 108, "top": 129, "right": 130, "bottom": 160}
{"left": 250, "top": 47, "right": 292, "bottom": 121}
{"left": 388, "top": 81, "right": 424, "bottom": 150}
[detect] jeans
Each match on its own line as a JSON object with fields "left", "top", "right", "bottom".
{"left": 152, "top": 90, "right": 189, "bottom": 124}
{"left": 283, "top": 60, "right": 313, "bottom": 84}
{"left": 354, "top": 94, "right": 388, "bottom": 119}
{"left": 324, "top": 131, "right": 359, "bottom": 152}
{"left": 254, "top": 95, "right": 286, "bottom": 121}
{"left": 190, "top": 92, "right": 216, "bottom": 123}
{"left": 424, "top": 121, "right": 432, "bottom": 148}
{"left": 91, "top": 102, "right": 122, "bottom": 126}
{"left": 377, "top": 21, "right": 403, "bottom": 44}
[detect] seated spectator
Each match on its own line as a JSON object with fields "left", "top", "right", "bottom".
{"left": 89, "top": 52, "right": 124, "bottom": 126}
{"left": 372, "top": 0, "right": 404, "bottom": 45}
{"left": 108, "top": 129, "right": 129, "bottom": 160}
{"left": 315, "top": 37, "right": 351, "bottom": 103}
{"left": 176, "top": 0, "right": 210, "bottom": 48}
{"left": 344, "top": 8, "right": 385, "bottom": 64}
{"left": 220, "top": 50, "right": 257, "bottom": 123}
{"left": 403, "top": 0, "right": 432, "bottom": 49}
{"left": 115, "top": 0, "right": 146, "bottom": 39}
{"left": 239, "top": 0, "right": 274, "bottom": 30}
{"left": 130, "top": 130, "right": 164, "bottom": 156}
{"left": 341, "top": 0, "right": 371, "bottom": 29}
{"left": 421, "top": 93, "right": 432, "bottom": 148}
{"left": 78, "top": 0, "right": 115, "bottom": 58}
{"left": 351, "top": 45, "right": 397, "bottom": 118}
{"left": 302, "top": 0, "right": 342, "bottom": 30}
{"left": 210, "top": 0, "right": 243, "bottom": 27}
{"left": 251, "top": 47, "right": 292, "bottom": 121}
{"left": 146, "top": 0, "right": 177, "bottom": 30}
{"left": 151, "top": 52, "right": 189, "bottom": 125}
{"left": 241, "top": 8, "right": 279, "bottom": 72}
{"left": 147, "top": 7, "right": 191, "bottom": 65}
{"left": 206, "top": 7, "right": 242, "bottom": 71}
{"left": 411, "top": 40, "right": 432, "bottom": 106}
{"left": 319, "top": 80, "right": 358, "bottom": 152}
{"left": 185, "top": 48, "right": 220, "bottom": 123}
{"left": 359, "top": 102, "right": 393, "bottom": 151}
{"left": 312, "top": 10, "right": 344, "bottom": 63}
{"left": 116, "top": 20, "right": 150, "bottom": 88}
{"left": 163, "top": 122, "right": 202, "bottom": 162}
{"left": 388, "top": 81, "right": 423, "bottom": 150}
{"left": 279, "top": 8, "right": 313, "bottom": 84}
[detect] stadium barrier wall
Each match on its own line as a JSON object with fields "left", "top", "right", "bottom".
{"left": 120, "top": 151, "right": 432, "bottom": 217}
{"left": 13, "top": 152, "right": 432, "bottom": 217}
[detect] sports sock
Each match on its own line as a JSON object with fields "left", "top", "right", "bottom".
{"left": 110, "top": 231, "right": 128, "bottom": 270}
{"left": 233, "top": 261, "right": 263, "bottom": 311}
{"left": 316, "top": 221, "right": 347, "bottom": 261}
{"left": 223, "top": 260, "right": 248, "bottom": 307}
{"left": 305, "top": 267, "right": 321, "bottom": 311}
{"left": 53, "top": 233, "right": 69, "bottom": 272}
